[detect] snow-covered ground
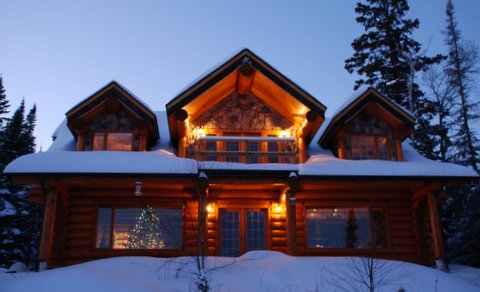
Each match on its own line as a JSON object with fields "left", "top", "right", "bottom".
{"left": 1, "top": 252, "right": 479, "bottom": 292}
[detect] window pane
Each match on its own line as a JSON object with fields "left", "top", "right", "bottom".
{"left": 113, "top": 207, "right": 182, "bottom": 249}
{"left": 351, "top": 136, "right": 376, "bottom": 160}
{"left": 306, "top": 208, "right": 371, "bottom": 248}
{"left": 376, "top": 136, "right": 389, "bottom": 160}
{"left": 246, "top": 211, "right": 265, "bottom": 251}
{"left": 221, "top": 211, "right": 240, "bottom": 256}
{"left": 96, "top": 208, "right": 112, "bottom": 248}
{"left": 267, "top": 140, "right": 279, "bottom": 163}
{"left": 225, "top": 142, "right": 240, "bottom": 162}
{"left": 371, "top": 208, "right": 387, "bottom": 248}
{"left": 106, "top": 133, "right": 133, "bottom": 151}
{"left": 247, "top": 142, "right": 259, "bottom": 163}
{"left": 205, "top": 135, "right": 217, "bottom": 161}
{"left": 92, "top": 133, "right": 105, "bottom": 150}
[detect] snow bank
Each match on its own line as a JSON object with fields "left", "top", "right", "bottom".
{"left": 0, "top": 252, "right": 479, "bottom": 292}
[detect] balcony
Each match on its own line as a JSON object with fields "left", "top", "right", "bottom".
{"left": 190, "top": 136, "right": 297, "bottom": 163}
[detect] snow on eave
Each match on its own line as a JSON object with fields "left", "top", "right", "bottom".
{"left": 4, "top": 151, "right": 198, "bottom": 175}
{"left": 300, "top": 140, "right": 479, "bottom": 179}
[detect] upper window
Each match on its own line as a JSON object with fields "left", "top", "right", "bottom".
{"left": 344, "top": 114, "right": 397, "bottom": 161}
{"left": 96, "top": 206, "right": 182, "bottom": 249}
{"left": 306, "top": 207, "right": 387, "bottom": 249}
{"left": 93, "top": 132, "right": 133, "bottom": 151}
{"left": 349, "top": 134, "right": 390, "bottom": 160}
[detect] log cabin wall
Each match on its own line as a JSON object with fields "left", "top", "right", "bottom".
{"left": 61, "top": 187, "right": 198, "bottom": 266}
{"left": 294, "top": 188, "right": 420, "bottom": 263}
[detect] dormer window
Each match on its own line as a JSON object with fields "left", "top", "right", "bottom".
{"left": 93, "top": 132, "right": 134, "bottom": 151}
{"left": 348, "top": 134, "right": 392, "bottom": 160}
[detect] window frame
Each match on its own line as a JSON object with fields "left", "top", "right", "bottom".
{"left": 304, "top": 205, "right": 390, "bottom": 252}
{"left": 217, "top": 207, "right": 268, "bottom": 256}
{"left": 92, "top": 131, "right": 135, "bottom": 151}
{"left": 93, "top": 202, "right": 184, "bottom": 251}
{"left": 348, "top": 134, "right": 392, "bottom": 160}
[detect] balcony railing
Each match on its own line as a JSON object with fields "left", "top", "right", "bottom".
{"left": 191, "top": 136, "right": 297, "bottom": 164}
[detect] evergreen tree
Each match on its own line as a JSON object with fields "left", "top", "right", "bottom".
{"left": 22, "top": 104, "right": 37, "bottom": 154}
{"left": 344, "top": 0, "right": 444, "bottom": 158}
{"left": 0, "top": 77, "right": 10, "bottom": 126}
{"left": 126, "top": 206, "right": 165, "bottom": 249}
{"left": 344, "top": 209, "right": 358, "bottom": 248}
{"left": 0, "top": 100, "right": 26, "bottom": 172}
{"left": 444, "top": 0, "right": 479, "bottom": 171}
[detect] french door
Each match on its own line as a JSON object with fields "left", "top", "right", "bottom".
{"left": 219, "top": 208, "right": 267, "bottom": 256}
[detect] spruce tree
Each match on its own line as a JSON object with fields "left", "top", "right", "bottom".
{"left": 344, "top": 0, "right": 444, "bottom": 158}
{"left": 22, "top": 105, "right": 37, "bottom": 154}
{"left": 0, "top": 100, "right": 26, "bottom": 172}
{"left": 444, "top": 0, "right": 479, "bottom": 171}
{"left": 0, "top": 77, "right": 10, "bottom": 126}
{"left": 441, "top": 0, "right": 480, "bottom": 268}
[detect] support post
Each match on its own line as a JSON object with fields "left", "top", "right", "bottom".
{"left": 38, "top": 188, "right": 58, "bottom": 269}
{"left": 427, "top": 191, "right": 447, "bottom": 270}
{"left": 197, "top": 172, "right": 209, "bottom": 258}
{"left": 286, "top": 172, "right": 299, "bottom": 255}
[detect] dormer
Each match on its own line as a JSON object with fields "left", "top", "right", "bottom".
{"left": 66, "top": 81, "right": 159, "bottom": 151}
{"left": 319, "top": 87, "right": 414, "bottom": 161}
{"left": 166, "top": 49, "right": 326, "bottom": 163}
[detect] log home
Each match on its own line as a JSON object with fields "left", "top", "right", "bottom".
{"left": 5, "top": 49, "right": 477, "bottom": 268}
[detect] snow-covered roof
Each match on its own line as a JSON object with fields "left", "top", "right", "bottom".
{"left": 4, "top": 90, "right": 478, "bottom": 179}
{"left": 5, "top": 151, "right": 197, "bottom": 175}
{"left": 300, "top": 141, "right": 478, "bottom": 178}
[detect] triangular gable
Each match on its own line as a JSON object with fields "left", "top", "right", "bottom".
{"left": 166, "top": 49, "right": 326, "bottom": 147}
{"left": 319, "top": 87, "right": 415, "bottom": 148}
{"left": 66, "top": 81, "right": 159, "bottom": 145}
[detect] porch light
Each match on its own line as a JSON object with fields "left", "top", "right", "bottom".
{"left": 134, "top": 181, "right": 143, "bottom": 196}
{"left": 197, "top": 127, "right": 205, "bottom": 138}
{"left": 206, "top": 203, "right": 215, "bottom": 214}
{"left": 279, "top": 130, "right": 289, "bottom": 138}
{"left": 273, "top": 203, "right": 283, "bottom": 213}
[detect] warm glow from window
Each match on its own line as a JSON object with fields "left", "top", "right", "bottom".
{"left": 197, "top": 127, "right": 205, "bottom": 138}
{"left": 93, "top": 132, "right": 133, "bottom": 151}
{"left": 279, "top": 130, "right": 289, "bottom": 138}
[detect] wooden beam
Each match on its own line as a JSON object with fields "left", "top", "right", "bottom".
{"left": 197, "top": 172, "right": 209, "bottom": 258}
{"left": 427, "top": 191, "right": 447, "bottom": 270}
{"left": 286, "top": 173, "right": 298, "bottom": 255}
{"left": 236, "top": 63, "right": 255, "bottom": 94}
{"left": 38, "top": 188, "right": 58, "bottom": 267}
{"left": 175, "top": 109, "right": 189, "bottom": 157}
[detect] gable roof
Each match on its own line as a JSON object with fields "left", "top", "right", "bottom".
{"left": 319, "top": 87, "right": 415, "bottom": 148}
{"left": 165, "top": 49, "right": 327, "bottom": 147}
{"left": 66, "top": 81, "right": 160, "bottom": 143}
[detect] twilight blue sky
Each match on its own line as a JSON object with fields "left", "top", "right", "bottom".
{"left": 1, "top": 0, "right": 479, "bottom": 150}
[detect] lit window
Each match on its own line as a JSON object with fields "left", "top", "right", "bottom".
{"left": 96, "top": 206, "right": 182, "bottom": 249}
{"left": 350, "top": 135, "right": 390, "bottom": 160}
{"left": 93, "top": 132, "right": 133, "bottom": 151}
{"left": 306, "top": 207, "right": 386, "bottom": 249}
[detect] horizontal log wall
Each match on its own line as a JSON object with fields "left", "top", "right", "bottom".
{"left": 62, "top": 188, "right": 196, "bottom": 266}
{"left": 295, "top": 189, "right": 420, "bottom": 263}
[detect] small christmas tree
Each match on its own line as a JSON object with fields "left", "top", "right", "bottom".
{"left": 344, "top": 209, "right": 358, "bottom": 248}
{"left": 125, "top": 206, "right": 165, "bottom": 249}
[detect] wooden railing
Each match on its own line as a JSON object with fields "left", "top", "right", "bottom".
{"left": 192, "top": 136, "right": 297, "bottom": 163}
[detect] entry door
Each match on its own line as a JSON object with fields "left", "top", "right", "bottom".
{"left": 220, "top": 209, "right": 266, "bottom": 256}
